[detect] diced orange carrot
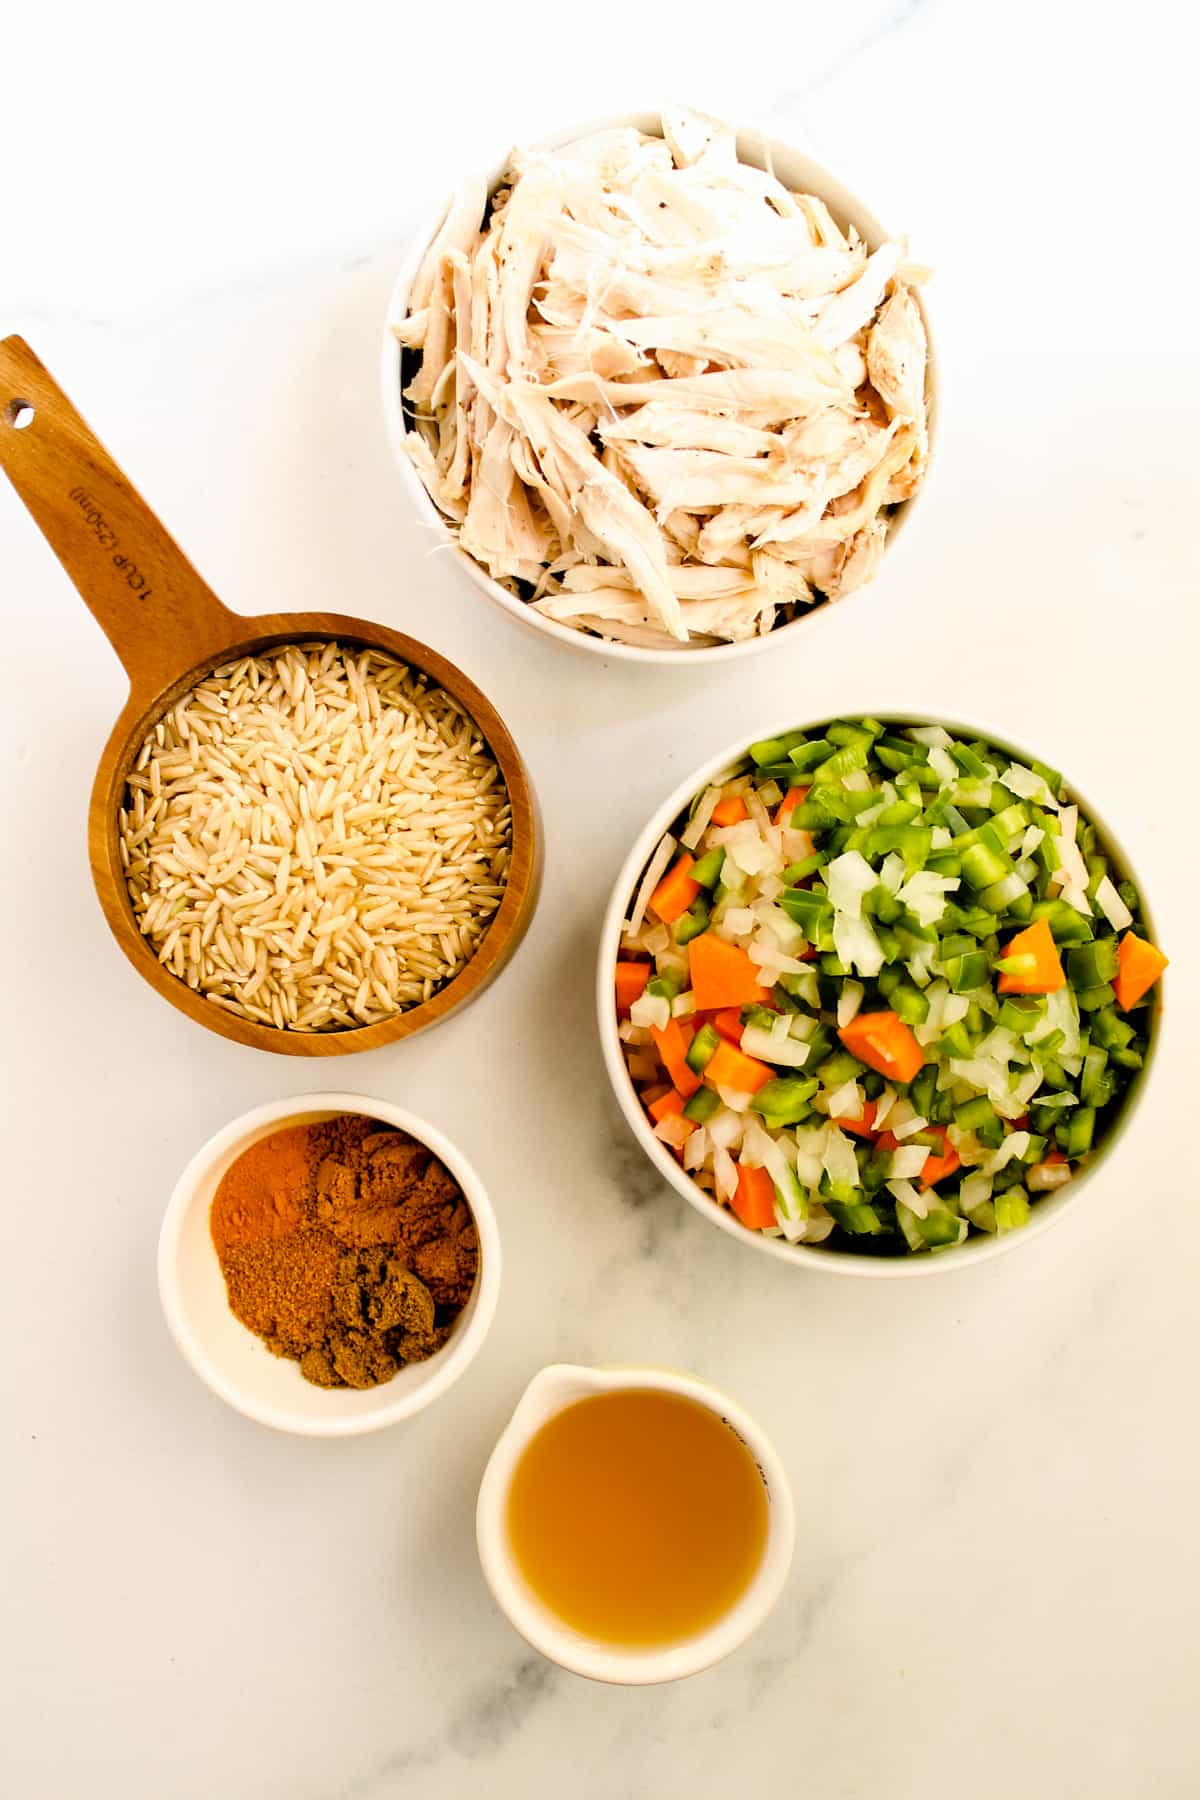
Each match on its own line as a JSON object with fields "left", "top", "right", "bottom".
{"left": 711, "top": 794, "right": 748, "bottom": 826}
{"left": 649, "top": 854, "right": 701, "bottom": 925}
{"left": 688, "top": 933, "right": 772, "bottom": 1012}
{"left": 838, "top": 1012, "right": 925, "bottom": 1085}
{"left": 642, "top": 1084, "right": 672, "bottom": 1112}
{"left": 705, "top": 1039, "right": 773, "bottom": 1094}
{"left": 655, "top": 1113, "right": 696, "bottom": 1150}
{"left": 615, "top": 961, "right": 651, "bottom": 1014}
{"left": 919, "top": 1127, "right": 961, "bottom": 1190}
{"left": 774, "top": 785, "right": 811, "bottom": 828}
{"left": 651, "top": 1018, "right": 700, "bottom": 1099}
{"left": 646, "top": 1086, "right": 696, "bottom": 1150}
{"left": 833, "top": 1099, "right": 877, "bottom": 1139}
{"left": 1113, "top": 930, "right": 1168, "bottom": 1010}
{"left": 647, "top": 1088, "right": 690, "bottom": 1127}
{"left": 996, "top": 916, "right": 1066, "bottom": 995}
{"left": 713, "top": 1007, "right": 745, "bottom": 1046}
{"left": 874, "top": 1129, "right": 900, "bottom": 1153}
{"left": 731, "top": 1163, "right": 776, "bottom": 1230}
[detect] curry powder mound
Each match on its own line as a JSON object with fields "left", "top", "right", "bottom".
{"left": 210, "top": 1115, "right": 478, "bottom": 1389}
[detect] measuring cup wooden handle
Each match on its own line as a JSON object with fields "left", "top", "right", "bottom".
{"left": 0, "top": 335, "right": 238, "bottom": 696}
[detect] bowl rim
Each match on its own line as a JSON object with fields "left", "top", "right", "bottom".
{"left": 474, "top": 1361, "right": 796, "bottom": 1684}
{"left": 596, "top": 710, "right": 1162, "bottom": 1276}
{"left": 380, "top": 106, "right": 937, "bottom": 665}
{"left": 156, "top": 1092, "right": 502, "bottom": 1433}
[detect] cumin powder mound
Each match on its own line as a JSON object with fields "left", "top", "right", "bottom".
{"left": 210, "top": 1114, "right": 479, "bottom": 1389}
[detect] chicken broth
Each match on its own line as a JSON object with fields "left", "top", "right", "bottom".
{"left": 505, "top": 1389, "right": 768, "bottom": 1647}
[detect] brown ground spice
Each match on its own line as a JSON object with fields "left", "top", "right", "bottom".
{"left": 210, "top": 1114, "right": 479, "bottom": 1389}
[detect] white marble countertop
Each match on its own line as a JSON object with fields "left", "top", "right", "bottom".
{"left": 4, "top": 3, "right": 1199, "bottom": 1795}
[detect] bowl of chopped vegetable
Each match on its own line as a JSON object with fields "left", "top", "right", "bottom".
{"left": 382, "top": 106, "right": 934, "bottom": 661}
{"left": 599, "top": 716, "right": 1166, "bottom": 1271}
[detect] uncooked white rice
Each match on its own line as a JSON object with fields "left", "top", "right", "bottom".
{"left": 118, "top": 642, "right": 512, "bottom": 1031}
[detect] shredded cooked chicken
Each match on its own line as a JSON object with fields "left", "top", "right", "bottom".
{"left": 393, "top": 107, "right": 930, "bottom": 648}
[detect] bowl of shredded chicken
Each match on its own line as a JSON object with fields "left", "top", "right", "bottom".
{"left": 383, "top": 107, "right": 934, "bottom": 658}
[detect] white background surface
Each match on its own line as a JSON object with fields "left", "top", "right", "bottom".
{"left": 3, "top": 3, "right": 1198, "bottom": 1795}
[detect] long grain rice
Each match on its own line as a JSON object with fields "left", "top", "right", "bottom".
{"left": 118, "top": 643, "right": 512, "bottom": 1031}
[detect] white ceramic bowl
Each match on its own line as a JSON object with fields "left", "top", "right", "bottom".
{"left": 597, "top": 713, "right": 1162, "bottom": 1276}
{"left": 381, "top": 110, "right": 936, "bottom": 666}
{"left": 476, "top": 1363, "right": 795, "bottom": 1683}
{"left": 158, "top": 1093, "right": 500, "bottom": 1434}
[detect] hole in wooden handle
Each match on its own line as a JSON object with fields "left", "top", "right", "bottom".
{"left": 5, "top": 400, "right": 34, "bottom": 429}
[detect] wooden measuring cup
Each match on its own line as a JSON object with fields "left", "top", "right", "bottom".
{"left": 0, "top": 335, "right": 540, "bottom": 1056}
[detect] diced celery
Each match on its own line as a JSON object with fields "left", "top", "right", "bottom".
{"left": 943, "top": 948, "right": 989, "bottom": 992}
{"left": 997, "top": 996, "right": 1042, "bottom": 1035}
{"left": 920, "top": 1208, "right": 963, "bottom": 1247}
{"left": 787, "top": 738, "right": 835, "bottom": 771}
{"left": 648, "top": 967, "right": 687, "bottom": 1000}
{"left": 673, "top": 900, "right": 711, "bottom": 947}
{"left": 781, "top": 854, "right": 823, "bottom": 883}
{"left": 685, "top": 1022, "right": 721, "bottom": 1074}
{"left": 1091, "top": 1008, "right": 1135, "bottom": 1053}
{"left": 749, "top": 730, "right": 809, "bottom": 767}
{"left": 1066, "top": 937, "right": 1119, "bottom": 989}
{"left": 995, "top": 1188, "right": 1030, "bottom": 1233}
{"left": 690, "top": 847, "right": 725, "bottom": 888}
{"left": 891, "top": 982, "right": 930, "bottom": 1026}
{"left": 938, "top": 1022, "right": 975, "bottom": 1059}
{"left": 1080, "top": 1047, "right": 1114, "bottom": 1108}
{"left": 955, "top": 1095, "right": 997, "bottom": 1131}
{"left": 682, "top": 1086, "right": 721, "bottom": 1123}
{"left": 961, "top": 841, "right": 1013, "bottom": 889}
{"left": 750, "top": 1076, "right": 819, "bottom": 1125}
{"left": 811, "top": 742, "right": 871, "bottom": 784}
{"left": 1059, "top": 1108, "right": 1096, "bottom": 1157}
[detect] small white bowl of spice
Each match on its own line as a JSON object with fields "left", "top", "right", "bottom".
{"left": 158, "top": 1094, "right": 500, "bottom": 1435}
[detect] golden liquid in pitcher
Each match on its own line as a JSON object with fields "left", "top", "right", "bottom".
{"left": 505, "top": 1389, "right": 769, "bottom": 1647}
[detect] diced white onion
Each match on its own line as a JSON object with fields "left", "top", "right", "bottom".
{"left": 1048, "top": 806, "right": 1093, "bottom": 915}
{"left": 727, "top": 835, "right": 780, "bottom": 877}
{"left": 837, "top": 980, "right": 865, "bottom": 1028}
{"left": 889, "top": 1145, "right": 931, "bottom": 1181}
{"left": 834, "top": 912, "right": 884, "bottom": 977}
{"left": 929, "top": 746, "right": 958, "bottom": 787}
{"left": 960, "top": 1172, "right": 993, "bottom": 1215}
{"left": 722, "top": 907, "right": 757, "bottom": 937}
{"left": 682, "top": 1127, "right": 709, "bottom": 1171}
{"left": 895, "top": 869, "right": 959, "bottom": 926}
{"left": 707, "top": 1107, "right": 745, "bottom": 1152}
{"left": 716, "top": 1083, "right": 752, "bottom": 1113}
{"left": 1028, "top": 1160, "right": 1073, "bottom": 1192}
{"left": 981, "top": 1132, "right": 1031, "bottom": 1174}
{"left": 891, "top": 1113, "right": 929, "bottom": 1141}
{"left": 826, "top": 851, "right": 878, "bottom": 919}
{"left": 887, "top": 1177, "right": 928, "bottom": 1218}
{"left": 873, "top": 1086, "right": 898, "bottom": 1127}
{"left": 748, "top": 944, "right": 809, "bottom": 976}
{"left": 627, "top": 833, "right": 676, "bottom": 935}
{"left": 713, "top": 1145, "right": 739, "bottom": 1202}
{"left": 1095, "top": 874, "right": 1133, "bottom": 931}
{"left": 630, "top": 991, "right": 671, "bottom": 1031}
{"left": 1000, "top": 762, "right": 1054, "bottom": 804}
{"left": 880, "top": 853, "right": 906, "bottom": 895}
{"left": 672, "top": 992, "right": 697, "bottom": 1018}
{"left": 825, "top": 1078, "right": 864, "bottom": 1119}
{"left": 681, "top": 788, "right": 720, "bottom": 852}
{"left": 822, "top": 1126, "right": 861, "bottom": 1188}
{"left": 909, "top": 725, "right": 953, "bottom": 748}
{"left": 741, "top": 1024, "right": 810, "bottom": 1067}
